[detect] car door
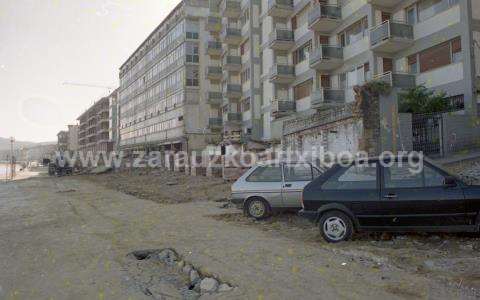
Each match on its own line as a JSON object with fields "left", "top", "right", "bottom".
{"left": 319, "top": 161, "right": 381, "bottom": 226}
{"left": 380, "top": 161, "right": 467, "bottom": 227}
{"left": 244, "top": 164, "right": 284, "bottom": 208}
{"left": 282, "top": 163, "right": 314, "bottom": 208}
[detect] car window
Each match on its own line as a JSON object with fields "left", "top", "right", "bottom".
{"left": 322, "top": 163, "right": 377, "bottom": 190}
{"left": 246, "top": 166, "right": 282, "bottom": 182}
{"left": 385, "top": 164, "right": 423, "bottom": 188}
{"left": 313, "top": 166, "right": 323, "bottom": 178}
{"left": 284, "top": 164, "right": 312, "bottom": 181}
{"left": 424, "top": 165, "right": 445, "bottom": 187}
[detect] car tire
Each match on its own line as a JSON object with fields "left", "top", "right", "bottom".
{"left": 319, "top": 211, "right": 353, "bottom": 243}
{"left": 245, "top": 197, "right": 271, "bottom": 220}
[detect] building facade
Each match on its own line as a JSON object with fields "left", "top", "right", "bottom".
{"left": 67, "top": 124, "right": 79, "bottom": 152}
{"left": 56, "top": 131, "right": 69, "bottom": 152}
{"left": 118, "top": 0, "right": 221, "bottom": 155}
{"left": 77, "top": 90, "right": 116, "bottom": 154}
{"left": 118, "top": 0, "right": 480, "bottom": 156}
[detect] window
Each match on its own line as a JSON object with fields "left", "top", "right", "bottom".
{"left": 294, "top": 80, "right": 312, "bottom": 101}
{"left": 445, "top": 94, "right": 464, "bottom": 111}
{"left": 284, "top": 164, "right": 313, "bottom": 181}
{"left": 385, "top": 164, "right": 423, "bottom": 188}
{"left": 242, "top": 97, "right": 251, "bottom": 112}
{"left": 406, "top": 5, "right": 417, "bottom": 25}
{"left": 338, "top": 17, "right": 368, "bottom": 47}
{"left": 293, "top": 41, "right": 311, "bottom": 65}
{"left": 247, "top": 166, "right": 282, "bottom": 182}
{"left": 291, "top": 16, "right": 297, "bottom": 30}
{"left": 409, "top": 37, "right": 461, "bottom": 74}
{"left": 322, "top": 163, "right": 377, "bottom": 190}
{"left": 424, "top": 165, "right": 445, "bottom": 187}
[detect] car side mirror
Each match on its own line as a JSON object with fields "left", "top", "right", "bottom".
{"left": 443, "top": 176, "right": 457, "bottom": 187}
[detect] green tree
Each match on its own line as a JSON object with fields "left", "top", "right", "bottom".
{"left": 398, "top": 85, "right": 452, "bottom": 114}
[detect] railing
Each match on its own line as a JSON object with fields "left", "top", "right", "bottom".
{"left": 269, "top": 29, "right": 294, "bottom": 42}
{"left": 226, "top": 84, "right": 242, "bottom": 94}
{"left": 270, "top": 64, "right": 295, "bottom": 77}
{"left": 221, "top": 27, "right": 241, "bottom": 38}
{"left": 310, "top": 45, "right": 343, "bottom": 63}
{"left": 284, "top": 103, "right": 354, "bottom": 135}
{"left": 271, "top": 98, "right": 295, "bottom": 113}
{"left": 208, "top": 91, "right": 223, "bottom": 99}
{"left": 224, "top": 55, "right": 241, "bottom": 65}
{"left": 268, "top": 0, "right": 294, "bottom": 10}
{"left": 207, "top": 16, "right": 221, "bottom": 26}
{"left": 209, "top": 117, "right": 223, "bottom": 127}
{"left": 206, "top": 66, "right": 223, "bottom": 76}
{"left": 220, "top": 0, "right": 241, "bottom": 12}
{"left": 372, "top": 71, "right": 416, "bottom": 89}
{"left": 207, "top": 41, "right": 222, "bottom": 50}
{"left": 370, "top": 20, "right": 413, "bottom": 47}
{"left": 308, "top": 4, "right": 341, "bottom": 24}
{"left": 311, "top": 88, "right": 345, "bottom": 107}
{"left": 227, "top": 112, "right": 242, "bottom": 122}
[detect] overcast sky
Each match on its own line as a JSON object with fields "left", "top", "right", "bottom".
{"left": 0, "top": 0, "right": 182, "bottom": 142}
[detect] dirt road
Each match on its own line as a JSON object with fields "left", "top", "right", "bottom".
{"left": 0, "top": 175, "right": 477, "bottom": 299}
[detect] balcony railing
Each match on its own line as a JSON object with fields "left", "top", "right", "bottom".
{"left": 309, "top": 45, "right": 343, "bottom": 70}
{"left": 372, "top": 72, "right": 416, "bottom": 90}
{"left": 221, "top": 27, "right": 242, "bottom": 44}
{"left": 226, "top": 112, "right": 242, "bottom": 122}
{"left": 271, "top": 98, "right": 295, "bottom": 116}
{"left": 206, "top": 92, "right": 223, "bottom": 106}
{"left": 268, "top": 29, "right": 294, "bottom": 50}
{"left": 223, "top": 55, "right": 242, "bottom": 72}
{"left": 267, "top": 0, "right": 294, "bottom": 18}
{"left": 311, "top": 88, "right": 345, "bottom": 109}
{"left": 209, "top": 117, "right": 223, "bottom": 128}
{"left": 206, "top": 16, "right": 221, "bottom": 32}
{"left": 206, "top": 66, "right": 223, "bottom": 80}
{"left": 368, "top": 0, "right": 404, "bottom": 8}
{"left": 370, "top": 20, "right": 414, "bottom": 53}
{"left": 308, "top": 4, "right": 342, "bottom": 32}
{"left": 220, "top": 0, "right": 241, "bottom": 18}
{"left": 206, "top": 41, "right": 222, "bottom": 56}
{"left": 269, "top": 64, "right": 295, "bottom": 83}
{"left": 224, "top": 84, "right": 242, "bottom": 98}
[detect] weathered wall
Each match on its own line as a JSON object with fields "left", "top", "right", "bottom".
{"left": 442, "top": 113, "right": 480, "bottom": 155}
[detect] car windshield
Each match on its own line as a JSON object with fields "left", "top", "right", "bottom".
{"left": 424, "top": 158, "right": 471, "bottom": 185}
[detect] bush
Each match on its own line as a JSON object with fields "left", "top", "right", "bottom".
{"left": 399, "top": 85, "right": 452, "bottom": 114}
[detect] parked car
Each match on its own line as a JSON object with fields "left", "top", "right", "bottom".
{"left": 299, "top": 156, "right": 480, "bottom": 243}
{"left": 230, "top": 161, "right": 326, "bottom": 219}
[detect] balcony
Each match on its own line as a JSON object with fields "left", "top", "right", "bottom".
{"left": 370, "top": 20, "right": 414, "bottom": 53}
{"left": 269, "top": 64, "right": 295, "bottom": 84}
{"left": 371, "top": 72, "right": 416, "bottom": 90}
{"left": 309, "top": 45, "right": 343, "bottom": 71}
{"left": 206, "top": 41, "right": 222, "bottom": 56}
{"left": 271, "top": 98, "right": 295, "bottom": 118}
{"left": 221, "top": 27, "right": 242, "bottom": 45}
{"left": 311, "top": 89, "right": 345, "bottom": 110}
{"left": 206, "top": 66, "right": 223, "bottom": 80}
{"left": 209, "top": 117, "right": 223, "bottom": 129}
{"left": 206, "top": 92, "right": 223, "bottom": 106}
{"left": 368, "top": 0, "right": 403, "bottom": 8}
{"left": 206, "top": 16, "right": 221, "bottom": 32}
{"left": 220, "top": 0, "right": 241, "bottom": 18}
{"left": 225, "top": 112, "right": 242, "bottom": 123}
{"left": 224, "top": 84, "right": 242, "bottom": 99}
{"left": 268, "top": 29, "right": 294, "bottom": 50}
{"left": 308, "top": 4, "right": 342, "bottom": 33}
{"left": 223, "top": 55, "right": 242, "bottom": 72}
{"left": 267, "top": 0, "right": 293, "bottom": 18}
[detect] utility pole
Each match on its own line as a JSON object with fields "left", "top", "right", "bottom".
{"left": 10, "top": 137, "right": 15, "bottom": 179}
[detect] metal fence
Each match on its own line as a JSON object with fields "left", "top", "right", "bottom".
{"left": 412, "top": 113, "right": 443, "bottom": 156}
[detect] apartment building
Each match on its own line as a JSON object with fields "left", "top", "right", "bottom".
{"left": 118, "top": 0, "right": 223, "bottom": 155}
{"left": 67, "top": 125, "right": 79, "bottom": 152}
{"left": 259, "top": 0, "right": 480, "bottom": 151}
{"left": 56, "top": 131, "right": 69, "bottom": 152}
{"left": 77, "top": 90, "right": 117, "bottom": 154}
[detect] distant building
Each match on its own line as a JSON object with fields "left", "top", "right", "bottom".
{"left": 77, "top": 89, "right": 118, "bottom": 155}
{"left": 67, "top": 124, "right": 79, "bottom": 152}
{"left": 109, "top": 90, "right": 120, "bottom": 152}
{"left": 56, "top": 131, "right": 69, "bottom": 152}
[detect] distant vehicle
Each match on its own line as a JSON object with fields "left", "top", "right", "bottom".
{"left": 299, "top": 157, "right": 480, "bottom": 243}
{"left": 48, "top": 154, "right": 73, "bottom": 176}
{"left": 230, "top": 161, "right": 326, "bottom": 219}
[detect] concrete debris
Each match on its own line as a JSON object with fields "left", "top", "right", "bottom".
{"left": 218, "top": 283, "right": 233, "bottom": 292}
{"left": 190, "top": 270, "right": 200, "bottom": 285}
{"left": 183, "top": 264, "right": 193, "bottom": 275}
{"left": 200, "top": 278, "right": 219, "bottom": 293}
{"left": 89, "top": 166, "right": 112, "bottom": 175}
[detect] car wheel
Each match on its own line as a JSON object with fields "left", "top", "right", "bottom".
{"left": 245, "top": 198, "right": 271, "bottom": 220}
{"left": 319, "top": 211, "right": 353, "bottom": 243}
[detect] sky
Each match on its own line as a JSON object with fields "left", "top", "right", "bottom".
{"left": 0, "top": 0, "right": 182, "bottom": 142}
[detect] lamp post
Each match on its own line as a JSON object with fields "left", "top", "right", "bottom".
{"left": 10, "top": 137, "right": 15, "bottom": 179}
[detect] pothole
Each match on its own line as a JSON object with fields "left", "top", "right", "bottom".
{"left": 125, "top": 248, "right": 236, "bottom": 299}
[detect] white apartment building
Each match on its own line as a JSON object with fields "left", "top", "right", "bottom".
{"left": 119, "top": 0, "right": 480, "bottom": 155}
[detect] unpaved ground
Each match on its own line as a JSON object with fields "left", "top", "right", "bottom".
{"left": 81, "top": 168, "right": 230, "bottom": 204}
{"left": 0, "top": 171, "right": 479, "bottom": 299}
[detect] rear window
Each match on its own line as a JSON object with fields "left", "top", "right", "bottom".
{"left": 322, "top": 163, "right": 378, "bottom": 190}
{"left": 246, "top": 166, "right": 282, "bottom": 182}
